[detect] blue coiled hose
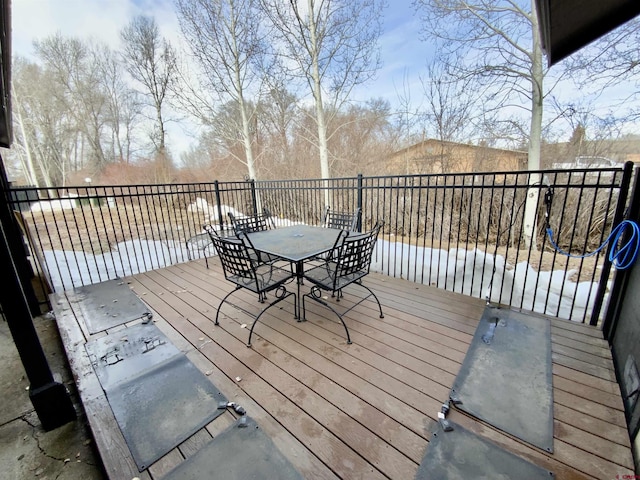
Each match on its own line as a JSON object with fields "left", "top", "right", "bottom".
{"left": 546, "top": 220, "right": 640, "bottom": 270}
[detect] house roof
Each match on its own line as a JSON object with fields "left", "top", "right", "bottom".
{"left": 392, "top": 139, "right": 527, "bottom": 158}
{"left": 536, "top": 0, "right": 640, "bottom": 66}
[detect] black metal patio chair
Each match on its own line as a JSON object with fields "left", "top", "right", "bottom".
{"left": 228, "top": 208, "right": 276, "bottom": 235}
{"left": 211, "top": 233, "right": 296, "bottom": 347}
{"left": 309, "top": 207, "right": 361, "bottom": 264}
{"left": 228, "top": 209, "right": 280, "bottom": 265}
{"left": 302, "top": 221, "right": 384, "bottom": 344}
{"left": 321, "top": 206, "right": 361, "bottom": 232}
{"left": 186, "top": 224, "right": 228, "bottom": 269}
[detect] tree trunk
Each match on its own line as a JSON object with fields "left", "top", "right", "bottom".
{"left": 14, "top": 106, "right": 39, "bottom": 186}
{"left": 308, "top": 0, "right": 331, "bottom": 206}
{"left": 523, "top": 0, "right": 544, "bottom": 249}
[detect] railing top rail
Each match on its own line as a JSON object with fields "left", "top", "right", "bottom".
{"left": 5, "top": 164, "right": 631, "bottom": 194}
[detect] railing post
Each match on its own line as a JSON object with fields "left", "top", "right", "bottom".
{"left": 249, "top": 178, "right": 259, "bottom": 214}
{"left": 357, "top": 173, "right": 363, "bottom": 232}
{"left": 214, "top": 180, "right": 225, "bottom": 230}
{"left": 602, "top": 164, "right": 640, "bottom": 338}
{"left": 590, "top": 161, "right": 635, "bottom": 326}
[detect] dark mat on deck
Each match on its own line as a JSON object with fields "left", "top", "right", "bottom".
{"left": 73, "top": 279, "right": 152, "bottom": 334}
{"left": 415, "top": 422, "right": 554, "bottom": 479}
{"left": 450, "top": 305, "right": 554, "bottom": 452}
{"left": 163, "top": 416, "right": 304, "bottom": 480}
{"left": 85, "top": 323, "right": 227, "bottom": 471}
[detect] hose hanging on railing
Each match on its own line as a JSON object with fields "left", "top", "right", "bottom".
{"left": 544, "top": 185, "right": 640, "bottom": 270}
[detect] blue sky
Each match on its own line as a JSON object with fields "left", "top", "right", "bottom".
{"left": 12, "top": 0, "right": 436, "bottom": 154}
{"left": 12, "top": 0, "right": 433, "bottom": 107}
{"left": 365, "top": 0, "right": 434, "bottom": 106}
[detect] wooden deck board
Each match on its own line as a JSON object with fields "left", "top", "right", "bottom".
{"left": 51, "top": 257, "right": 634, "bottom": 480}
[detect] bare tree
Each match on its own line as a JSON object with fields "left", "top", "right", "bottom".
{"left": 327, "top": 98, "right": 395, "bottom": 177}
{"left": 12, "top": 37, "right": 149, "bottom": 186}
{"left": 175, "top": 0, "right": 270, "bottom": 182}
{"left": 120, "top": 16, "right": 176, "bottom": 159}
{"left": 11, "top": 56, "right": 78, "bottom": 187}
{"left": 414, "top": 0, "right": 547, "bottom": 247}
{"left": 257, "top": 85, "right": 298, "bottom": 168}
{"left": 561, "top": 18, "right": 640, "bottom": 131}
{"left": 35, "top": 35, "right": 112, "bottom": 174}
{"left": 543, "top": 96, "right": 631, "bottom": 167}
{"left": 260, "top": 0, "right": 385, "bottom": 189}
{"left": 94, "top": 44, "right": 142, "bottom": 164}
{"left": 423, "top": 62, "right": 477, "bottom": 141}
{"left": 11, "top": 59, "right": 45, "bottom": 186}
{"left": 420, "top": 60, "right": 483, "bottom": 172}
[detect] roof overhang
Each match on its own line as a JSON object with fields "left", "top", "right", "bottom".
{"left": 536, "top": 0, "right": 640, "bottom": 66}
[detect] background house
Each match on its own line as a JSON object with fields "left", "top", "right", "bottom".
{"left": 385, "top": 139, "right": 528, "bottom": 174}
{"left": 386, "top": 135, "right": 640, "bottom": 175}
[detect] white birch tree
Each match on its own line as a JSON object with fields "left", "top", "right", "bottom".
{"left": 11, "top": 57, "right": 76, "bottom": 187}
{"left": 175, "top": 0, "right": 269, "bottom": 182}
{"left": 414, "top": 0, "right": 546, "bottom": 248}
{"left": 260, "top": 0, "right": 385, "bottom": 192}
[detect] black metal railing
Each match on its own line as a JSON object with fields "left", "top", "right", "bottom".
{"left": 8, "top": 163, "right": 635, "bottom": 325}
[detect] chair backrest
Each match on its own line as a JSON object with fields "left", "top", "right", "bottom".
{"left": 210, "top": 234, "right": 256, "bottom": 283}
{"left": 228, "top": 211, "right": 273, "bottom": 236}
{"left": 262, "top": 207, "right": 277, "bottom": 229}
{"left": 203, "top": 224, "right": 219, "bottom": 241}
{"left": 322, "top": 207, "right": 361, "bottom": 232}
{"left": 335, "top": 221, "right": 383, "bottom": 280}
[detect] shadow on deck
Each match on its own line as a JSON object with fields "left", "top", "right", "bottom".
{"left": 51, "top": 257, "right": 634, "bottom": 479}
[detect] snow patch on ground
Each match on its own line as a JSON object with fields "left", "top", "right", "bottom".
{"left": 42, "top": 203, "right": 603, "bottom": 323}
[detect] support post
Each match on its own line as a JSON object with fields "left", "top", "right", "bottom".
{"left": 0, "top": 157, "right": 76, "bottom": 431}
{"left": 591, "top": 161, "right": 635, "bottom": 326}
{"left": 249, "top": 178, "right": 260, "bottom": 214}
{"left": 214, "top": 180, "right": 225, "bottom": 230}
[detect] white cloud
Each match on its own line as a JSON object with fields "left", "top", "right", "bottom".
{"left": 13, "top": 0, "right": 182, "bottom": 57}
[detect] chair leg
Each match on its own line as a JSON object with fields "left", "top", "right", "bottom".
{"left": 356, "top": 282, "right": 384, "bottom": 318}
{"left": 247, "top": 290, "right": 295, "bottom": 347}
{"left": 215, "top": 287, "right": 241, "bottom": 325}
{"left": 302, "top": 291, "right": 352, "bottom": 344}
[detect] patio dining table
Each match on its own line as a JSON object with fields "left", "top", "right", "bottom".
{"left": 245, "top": 224, "right": 343, "bottom": 319}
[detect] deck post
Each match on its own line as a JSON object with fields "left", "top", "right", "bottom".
{"left": 249, "top": 178, "right": 259, "bottom": 214}
{"left": 603, "top": 164, "right": 640, "bottom": 339}
{"left": 590, "top": 161, "right": 635, "bottom": 325}
{"left": 0, "top": 159, "right": 76, "bottom": 431}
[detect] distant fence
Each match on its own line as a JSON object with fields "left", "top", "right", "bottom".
{"left": 8, "top": 163, "right": 635, "bottom": 325}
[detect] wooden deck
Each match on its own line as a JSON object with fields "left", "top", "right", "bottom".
{"left": 51, "top": 257, "right": 635, "bottom": 480}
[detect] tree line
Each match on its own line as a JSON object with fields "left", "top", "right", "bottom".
{"left": 5, "top": 0, "right": 639, "bottom": 189}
